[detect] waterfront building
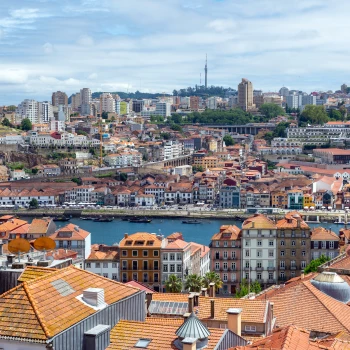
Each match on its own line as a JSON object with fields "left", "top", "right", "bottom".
{"left": 49, "top": 223, "right": 91, "bottom": 259}
{"left": 210, "top": 225, "right": 241, "bottom": 295}
{"left": 219, "top": 178, "right": 240, "bottom": 208}
{"left": 241, "top": 214, "right": 277, "bottom": 286}
{"left": 161, "top": 236, "right": 191, "bottom": 291}
{"left": 276, "top": 212, "right": 311, "bottom": 282}
{"left": 119, "top": 232, "right": 166, "bottom": 292}
{"left": 271, "top": 190, "right": 288, "bottom": 209}
{"left": 313, "top": 148, "right": 350, "bottom": 164}
{"left": 287, "top": 189, "right": 304, "bottom": 210}
{"left": 238, "top": 78, "right": 255, "bottom": 111}
{"left": 311, "top": 227, "right": 340, "bottom": 260}
{"left": 85, "top": 244, "right": 120, "bottom": 280}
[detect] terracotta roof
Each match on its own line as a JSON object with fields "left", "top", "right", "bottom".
{"left": 144, "top": 317, "right": 183, "bottom": 326}
{"left": 49, "top": 224, "right": 90, "bottom": 241}
{"left": 311, "top": 227, "right": 339, "bottom": 241}
{"left": 242, "top": 214, "right": 277, "bottom": 230}
{"left": 276, "top": 212, "right": 310, "bottom": 229}
{"left": 165, "top": 239, "right": 190, "bottom": 250}
{"left": 119, "top": 232, "right": 163, "bottom": 248}
{"left": 125, "top": 280, "right": 155, "bottom": 294}
{"left": 87, "top": 250, "right": 119, "bottom": 261}
{"left": 28, "top": 218, "right": 52, "bottom": 234}
{"left": 18, "top": 266, "right": 58, "bottom": 282}
{"left": 0, "top": 265, "right": 140, "bottom": 342}
{"left": 107, "top": 320, "right": 226, "bottom": 350}
{"left": 211, "top": 225, "right": 241, "bottom": 240}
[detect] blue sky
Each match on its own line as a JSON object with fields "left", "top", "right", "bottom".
{"left": 0, "top": 0, "right": 348, "bottom": 104}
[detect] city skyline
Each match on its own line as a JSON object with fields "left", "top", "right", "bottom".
{"left": 1, "top": 0, "right": 350, "bottom": 104}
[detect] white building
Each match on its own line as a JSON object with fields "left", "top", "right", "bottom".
{"left": 0, "top": 134, "right": 24, "bottom": 145}
{"left": 16, "top": 99, "right": 39, "bottom": 124}
{"left": 0, "top": 187, "right": 56, "bottom": 206}
{"left": 207, "top": 97, "right": 218, "bottom": 110}
{"left": 38, "top": 101, "right": 53, "bottom": 123}
{"left": 241, "top": 214, "right": 277, "bottom": 285}
{"left": 104, "top": 150, "right": 142, "bottom": 168}
{"left": 50, "top": 119, "right": 65, "bottom": 132}
{"left": 135, "top": 194, "right": 156, "bottom": 206}
{"left": 155, "top": 102, "right": 171, "bottom": 117}
{"left": 285, "top": 95, "right": 299, "bottom": 109}
{"left": 163, "top": 141, "right": 184, "bottom": 160}
{"left": 64, "top": 185, "right": 95, "bottom": 203}
{"left": 302, "top": 94, "right": 316, "bottom": 106}
{"left": 100, "top": 93, "right": 116, "bottom": 113}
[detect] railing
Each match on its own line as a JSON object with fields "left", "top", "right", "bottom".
{"left": 267, "top": 267, "right": 275, "bottom": 271}
{"left": 256, "top": 267, "right": 264, "bottom": 271}
{"left": 267, "top": 279, "right": 276, "bottom": 284}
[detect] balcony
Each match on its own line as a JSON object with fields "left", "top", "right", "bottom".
{"left": 243, "top": 267, "right": 251, "bottom": 271}
{"left": 267, "top": 279, "right": 276, "bottom": 284}
{"left": 291, "top": 266, "right": 297, "bottom": 270}
{"left": 267, "top": 267, "right": 275, "bottom": 271}
{"left": 279, "top": 266, "right": 285, "bottom": 270}
{"left": 256, "top": 267, "right": 264, "bottom": 271}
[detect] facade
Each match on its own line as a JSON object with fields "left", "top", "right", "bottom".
{"left": 52, "top": 91, "right": 68, "bottom": 106}
{"left": 210, "top": 225, "right": 241, "bottom": 295}
{"left": 100, "top": 92, "right": 116, "bottom": 113}
{"left": 219, "top": 178, "right": 240, "bottom": 208}
{"left": 16, "top": 99, "right": 39, "bottom": 124}
{"left": 311, "top": 227, "right": 340, "bottom": 260}
{"left": 26, "top": 217, "right": 57, "bottom": 240}
{"left": 276, "top": 212, "right": 311, "bottom": 282}
{"left": 287, "top": 189, "right": 304, "bottom": 210}
{"left": 163, "top": 141, "right": 184, "bottom": 160}
{"left": 132, "top": 100, "right": 145, "bottom": 113}
{"left": 104, "top": 151, "right": 142, "bottom": 167}
{"left": 313, "top": 148, "right": 350, "bottom": 164}
{"left": 155, "top": 101, "right": 171, "bottom": 117}
{"left": 241, "top": 214, "right": 277, "bottom": 286}
{"left": 38, "top": 101, "right": 53, "bottom": 123}
{"left": 119, "top": 232, "right": 167, "bottom": 291}
{"left": 285, "top": 94, "right": 299, "bottom": 109}
{"left": 238, "top": 78, "right": 255, "bottom": 111}
{"left": 71, "top": 92, "right": 81, "bottom": 110}
{"left": 80, "top": 88, "right": 92, "bottom": 115}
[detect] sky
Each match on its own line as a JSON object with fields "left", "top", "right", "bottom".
{"left": 0, "top": 0, "right": 349, "bottom": 105}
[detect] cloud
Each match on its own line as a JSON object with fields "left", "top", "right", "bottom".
{"left": 208, "top": 19, "right": 238, "bottom": 32}
{"left": 0, "top": 69, "right": 28, "bottom": 84}
{"left": 77, "top": 35, "right": 94, "bottom": 46}
{"left": 88, "top": 73, "right": 98, "bottom": 80}
{"left": 43, "top": 42, "right": 54, "bottom": 54}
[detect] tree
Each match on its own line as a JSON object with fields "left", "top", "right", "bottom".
{"left": 1, "top": 118, "right": 11, "bottom": 127}
{"left": 29, "top": 198, "right": 39, "bottom": 209}
{"left": 6, "top": 105, "right": 16, "bottom": 111}
{"left": 160, "top": 132, "right": 171, "bottom": 140}
{"left": 259, "top": 103, "right": 285, "bottom": 118}
{"left": 21, "top": 118, "right": 32, "bottom": 131}
{"left": 263, "top": 131, "right": 274, "bottom": 144}
{"left": 184, "top": 274, "right": 203, "bottom": 292}
{"left": 165, "top": 274, "right": 182, "bottom": 293}
{"left": 192, "top": 165, "right": 204, "bottom": 173}
{"left": 235, "top": 279, "right": 261, "bottom": 298}
{"left": 119, "top": 172, "right": 128, "bottom": 182}
{"left": 76, "top": 130, "right": 88, "bottom": 136}
{"left": 299, "top": 105, "right": 329, "bottom": 126}
{"left": 170, "top": 124, "right": 183, "bottom": 132}
{"left": 202, "top": 271, "right": 223, "bottom": 290}
{"left": 304, "top": 255, "right": 330, "bottom": 274}
{"left": 71, "top": 177, "right": 82, "bottom": 185}
{"left": 223, "top": 134, "right": 234, "bottom": 146}
{"left": 101, "top": 111, "right": 109, "bottom": 120}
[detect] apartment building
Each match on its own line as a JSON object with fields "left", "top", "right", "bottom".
{"left": 163, "top": 141, "right": 184, "bottom": 160}
{"left": 241, "top": 214, "right": 277, "bottom": 286}
{"left": 238, "top": 78, "right": 255, "bottom": 111}
{"left": 100, "top": 92, "right": 116, "bottom": 113}
{"left": 16, "top": 99, "right": 39, "bottom": 124}
{"left": 38, "top": 101, "right": 53, "bottom": 123}
{"left": 155, "top": 101, "right": 171, "bottom": 117}
{"left": 276, "top": 212, "right": 311, "bottom": 282}
{"left": 210, "top": 225, "right": 241, "bottom": 295}
{"left": 52, "top": 90, "right": 68, "bottom": 106}
{"left": 311, "top": 227, "right": 340, "bottom": 260}
{"left": 119, "top": 232, "right": 167, "bottom": 292}
{"left": 104, "top": 150, "right": 142, "bottom": 167}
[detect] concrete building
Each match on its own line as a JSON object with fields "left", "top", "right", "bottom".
{"left": 190, "top": 96, "right": 200, "bottom": 110}
{"left": 241, "top": 214, "right": 277, "bottom": 286}
{"left": 276, "top": 212, "right": 311, "bottom": 282}
{"left": 163, "top": 141, "right": 184, "bottom": 160}
{"left": 279, "top": 87, "right": 289, "bottom": 97}
{"left": 211, "top": 225, "right": 241, "bottom": 295}
{"left": 219, "top": 178, "right": 240, "bottom": 208}
{"left": 238, "top": 78, "right": 255, "bottom": 111}
{"left": 132, "top": 100, "right": 145, "bottom": 113}
{"left": 71, "top": 92, "right": 81, "bottom": 110}
{"left": 155, "top": 101, "right": 171, "bottom": 117}
{"left": 52, "top": 91, "right": 68, "bottom": 106}
{"left": 16, "top": 99, "right": 39, "bottom": 124}
{"left": 116, "top": 100, "right": 130, "bottom": 115}
{"left": 207, "top": 96, "right": 218, "bottom": 110}
{"left": 100, "top": 93, "right": 116, "bottom": 113}
{"left": 285, "top": 94, "right": 299, "bottom": 109}
{"left": 302, "top": 94, "right": 316, "bottom": 106}
{"left": 38, "top": 101, "right": 53, "bottom": 123}
{"left": 80, "top": 88, "right": 92, "bottom": 115}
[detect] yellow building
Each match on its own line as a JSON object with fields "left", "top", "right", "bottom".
{"left": 208, "top": 138, "right": 217, "bottom": 152}
{"left": 271, "top": 191, "right": 288, "bottom": 209}
{"left": 303, "top": 194, "right": 315, "bottom": 208}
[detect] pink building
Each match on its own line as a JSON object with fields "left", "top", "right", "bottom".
{"left": 210, "top": 225, "right": 241, "bottom": 295}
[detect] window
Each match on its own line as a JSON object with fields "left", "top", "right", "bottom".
{"left": 280, "top": 241, "right": 285, "bottom": 246}
{"left": 154, "top": 261, "right": 159, "bottom": 270}
{"left": 281, "top": 251, "right": 285, "bottom": 256}
{"left": 313, "top": 241, "right": 318, "bottom": 249}
{"left": 257, "top": 261, "right": 262, "bottom": 268}
{"left": 302, "top": 250, "right": 306, "bottom": 256}
{"left": 143, "top": 261, "right": 148, "bottom": 270}
{"left": 245, "top": 250, "right": 250, "bottom": 257}
{"left": 268, "top": 250, "right": 274, "bottom": 257}
{"left": 154, "top": 250, "right": 159, "bottom": 257}
{"left": 329, "top": 241, "right": 334, "bottom": 249}
{"left": 154, "top": 273, "right": 159, "bottom": 282}
{"left": 223, "top": 251, "right": 228, "bottom": 259}
{"left": 245, "top": 261, "right": 250, "bottom": 268}
{"left": 86, "top": 263, "right": 91, "bottom": 268}
{"left": 177, "top": 253, "right": 182, "bottom": 260}
{"left": 143, "top": 273, "right": 148, "bottom": 282}
{"left": 245, "top": 273, "right": 249, "bottom": 279}
{"left": 292, "top": 241, "right": 296, "bottom": 246}
{"left": 132, "top": 261, "right": 138, "bottom": 270}
{"left": 280, "top": 261, "right": 285, "bottom": 268}
{"left": 329, "top": 252, "right": 334, "bottom": 259}
{"left": 257, "top": 250, "right": 262, "bottom": 257}
{"left": 103, "top": 273, "right": 108, "bottom": 278}
{"left": 163, "top": 265, "right": 168, "bottom": 272}
{"left": 291, "top": 231, "right": 295, "bottom": 237}
{"left": 163, "top": 253, "right": 168, "bottom": 260}
{"left": 224, "top": 241, "right": 228, "bottom": 247}
{"left": 132, "top": 273, "right": 137, "bottom": 281}
{"left": 245, "top": 240, "right": 250, "bottom": 246}
{"left": 177, "top": 264, "right": 182, "bottom": 272}
{"left": 269, "top": 240, "right": 274, "bottom": 246}
{"left": 215, "top": 241, "right": 220, "bottom": 247}
{"left": 291, "top": 250, "right": 296, "bottom": 256}
{"left": 322, "top": 241, "right": 326, "bottom": 249}
{"left": 231, "top": 251, "right": 236, "bottom": 259}
{"left": 143, "top": 250, "right": 148, "bottom": 257}
{"left": 122, "top": 273, "right": 127, "bottom": 283}
{"left": 215, "top": 262, "right": 220, "bottom": 270}
{"left": 291, "top": 260, "right": 296, "bottom": 267}
{"left": 112, "top": 263, "right": 117, "bottom": 268}
{"left": 301, "top": 261, "right": 306, "bottom": 268}
{"left": 302, "top": 240, "right": 306, "bottom": 246}
{"left": 132, "top": 250, "right": 138, "bottom": 257}
{"left": 291, "top": 271, "right": 295, "bottom": 277}
{"left": 231, "top": 262, "right": 236, "bottom": 270}
{"left": 245, "top": 325, "right": 256, "bottom": 332}
{"left": 112, "top": 274, "right": 118, "bottom": 280}
{"left": 170, "top": 264, "right": 175, "bottom": 272}
{"left": 280, "top": 271, "right": 285, "bottom": 279}
{"left": 257, "top": 240, "right": 262, "bottom": 246}
{"left": 223, "top": 262, "right": 228, "bottom": 270}
{"left": 268, "top": 272, "right": 273, "bottom": 280}
{"left": 103, "top": 263, "right": 108, "bottom": 268}
{"left": 223, "top": 273, "right": 228, "bottom": 282}
{"left": 170, "top": 253, "right": 175, "bottom": 261}
{"left": 96, "top": 263, "right": 100, "bottom": 268}
{"left": 257, "top": 273, "right": 262, "bottom": 280}
{"left": 231, "top": 241, "right": 236, "bottom": 247}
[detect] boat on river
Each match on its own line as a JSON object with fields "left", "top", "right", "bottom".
{"left": 93, "top": 216, "right": 114, "bottom": 222}
{"left": 182, "top": 219, "right": 201, "bottom": 224}
{"left": 53, "top": 216, "right": 70, "bottom": 222}
{"left": 129, "top": 217, "right": 152, "bottom": 223}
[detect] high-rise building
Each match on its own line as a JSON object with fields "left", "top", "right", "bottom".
{"left": 238, "top": 78, "right": 255, "bottom": 111}
{"left": 155, "top": 102, "right": 171, "bottom": 117}
{"left": 301, "top": 94, "right": 316, "bottom": 106}
{"left": 52, "top": 91, "right": 68, "bottom": 107}
{"left": 279, "top": 87, "right": 289, "bottom": 97}
{"left": 341, "top": 84, "right": 348, "bottom": 94}
{"left": 285, "top": 94, "right": 299, "bottom": 109}
{"left": 71, "top": 93, "right": 81, "bottom": 111}
{"left": 207, "top": 96, "right": 218, "bottom": 110}
{"left": 38, "top": 101, "right": 53, "bottom": 123}
{"left": 100, "top": 93, "right": 115, "bottom": 113}
{"left": 132, "top": 100, "right": 145, "bottom": 113}
{"left": 190, "top": 96, "right": 200, "bottom": 110}
{"left": 16, "top": 99, "right": 39, "bottom": 124}
{"left": 80, "top": 88, "right": 92, "bottom": 116}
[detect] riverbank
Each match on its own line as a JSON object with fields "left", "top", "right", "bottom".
{"left": 0, "top": 208, "right": 345, "bottom": 223}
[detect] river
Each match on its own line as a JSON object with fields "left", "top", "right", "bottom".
{"left": 34, "top": 218, "right": 344, "bottom": 246}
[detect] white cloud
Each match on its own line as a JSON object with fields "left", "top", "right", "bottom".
{"left": 9, "top": 8, "right": 40, "bottom": 20}
{"left": 88, "top": 73, "right": 98, "bottom": 80}
{"left": 43, "top": 42, "right": 54, "bottom": 54}
{"left": 208, "top": 19, "right": 238, "bottom": 32}
{"left": 77, "top": 35, "right": 94, "bottom": 46}
{"left": 0, "top": 69, "right": 28, "bottom": 84}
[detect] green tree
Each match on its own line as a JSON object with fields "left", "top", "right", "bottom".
{"left": 192, "top": 165, "right": 204, "bottom": 173}
{"left": 71, "top": 177, "right": 82, "bottom": 185}
{"left": 263, "top": 131, "right": 274, "bottom": 144}
{"left": 202, "top": 271, "right": 223, "bottom": 290}
{"left": 1, "top": 118, "right": 11, "bottom": 127}
{"left": 304, "top": 254, "right": 330, "bottom": 274}
{"left": 6, "top": 105, "right": 16, "bottom": 111}
{"left": 165, "top": 274, "right": 183, "bottom": 293}
{"left": 160, "top": 132, "right": 171, "bottom": 140}
{"left": 235, "top": 279, "right": 261, "bottom": 298}
{"left": 31, "top": 168, "right": 38, "bottom": 175}
{"left": 170, "top": 124, "right": 183, "bottom": 132}
{"left": 29, "top": 198, "right": 39, "bottom": 208}
{"left": 101, "top": 111, "right": 109, "bottom": 119}
{"left": 259, "top": 103, "right": 285, "bottom": 118}
{"left": 184, "top": 274, "right": 203, "bottom": 292}
{"left": 76, "top": 130, "right": 88, "bottom": 136}
{"left": 299, "top": 105, "right": 329, "bottom": 126}
{"left": 223, "top": 134, "right": 235, "bottom": 146}
{"left": 119, "top": 172, "right": 128, "bottom": 182}
{"left": 21, "top": 118, "right": 32, "bottom": 131}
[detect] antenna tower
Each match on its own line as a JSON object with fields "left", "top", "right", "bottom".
{"left": 205, "top": 54, "right": 208, "bottom": 90}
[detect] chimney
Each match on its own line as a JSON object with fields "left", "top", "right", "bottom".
{"left": 188, "top": 295, "right": 194, "bottom": 313}
{"left": 301, "top": 270, "right": 305, "bottom": 279}
{"left": 201, "top": 288, "right": 207, "bottom": 297}
{"left": 297, "top": 218, "right": 301, "bottom": 228}
{"left": 210, "top": 299, "right": 215, "bottom": 319}
{"left": 183, "top": 312, "right": 191, "bottom": 322}
{"left": 146, "top": 293, "right": 153, "bottom": 310}
{"left": 252, "top": 221, "right": 255, "bottom": 228}
{"left": 83, "top": 288, "right": 105, "bottom": 307}
{"left": 226, "top": 308, "right": 242, "bottom": 336}
{"left": 209, "top": 282, "right": 215, "bottom": 298}
{"left": 270, "top": 302, "right": 274, "bottom": 320}
{"left": 193, "top": 293, "right": 200, "bottom": 307}
{"left": 124, "top": 233, "right": 128, "bottom": 239}
{"left": 182, "top": 337, "right": 197, "bottom": 350}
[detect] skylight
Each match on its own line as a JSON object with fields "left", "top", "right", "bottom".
{"left": 135, "top": 338, "right": 151, "bottom": 348}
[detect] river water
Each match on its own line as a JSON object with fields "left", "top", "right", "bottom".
{"left": 47, "top": 218, "right": 342, "bottom": 246}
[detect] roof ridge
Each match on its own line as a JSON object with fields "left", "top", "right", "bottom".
{"left": 303, "top": 281, "right": 350, "bottom": 332}
{"left": 0, "top": 283, "right": 23, "bottom": 298}
{"left": 22, "top": 281, "right": 51, "bottom": 339}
